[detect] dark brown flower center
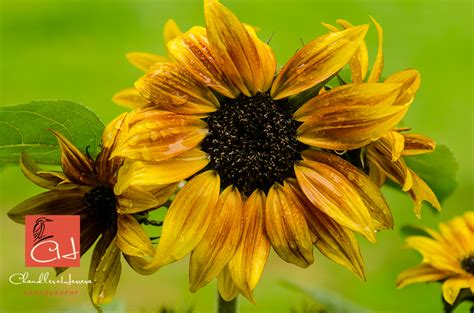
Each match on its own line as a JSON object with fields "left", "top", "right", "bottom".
{"left": 201, "top": 92, "right": 302, "bottom": 196}
{"left": 461, "top": 255, "right": 474, "bottom": 275}
{"left": 84, "top": 186, "right": 117, "bottom": 231}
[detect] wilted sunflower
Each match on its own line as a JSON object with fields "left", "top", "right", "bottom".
{"left": 323, "top": 19, "right": 441, "bottom": 218}
{"left": 8, "top": 114, "right": 177, "bottom": 310}
{"left": 397, "top": 212, "right": 474, "bottom": 306}
{"left": 111, "top": 0, "right": 416, "bottom": 302}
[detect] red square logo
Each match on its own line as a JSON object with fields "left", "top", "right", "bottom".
{"left": 25, "top": 215, "right": 80, "bottom": 267}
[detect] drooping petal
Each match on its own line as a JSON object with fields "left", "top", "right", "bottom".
{"left": 112, "top": 88, "right": 149, "bottom": 109}
{"left": 116, "top": 214, "right": 155, "bottom": 257}
{"left": 88, "top": 231, "right": 121, "bottom": 307}
{"left": 385, "top": 69, "right": 421, "bottom": 106}
{"left": 294, "top": 83, "right": 402, "bottom": 121}
{"left": 114, "top": 149, "right": 208, "bottom": 194}
{"left": 407, "top": 170, "right": 441, "bottom": 218}
{"left": 336, "top": 19, "right": 369, "bottom": 83}
{"left": 8, "top": 190, "right": 87, "bottom": 224}
{"left": 367, "top": 17, "right": 384, "bottom": 83}
{"left": 116, "top": 184, "right": 178, "bottom": 214}
{"left": 111, "top": 107, "right": 208, "bottom": 162}
{"left": 189, "top": 185, "right": 243, "bottom": 292}
{"left": 20, "top": 152, "right": 77, "bottom": 190}
{"left": 50, "top": 130, "right": 97, "bottom": 185}
{"left": 301, "top": 150, "right": 393, "bottom": 230}
{"left": 442, "top": 277, "right": 472, "bottom": 305}
{"left": 287, "top": 179, "right": 365, "bottom": 279}
{"left": 217, "top": 266, "right": 240, "bottom": 302}
{"left": 271, "top": 25, "right": 368, "bottom": 99}
{"left": 402, "top": 133, "right": 436, "bottom": 156}
{"left": 167, "top": 26, "right": 239, "bottom": 98}
{"left": 228, "top": 189, "right": 270, "bottom": 301}
{"left": 135, "top": 62, "right": 219, "bottom": 115}
{"left": 126, "top": 52, "right": 167, "bottom": 72}
{"left": 145, "top": 171, "right": 220, "bottom": 269}
{"left": 294, "top": 160, "right": 376, "bottom": 242}
{"left": 396, "top": 264, "right": 452, "bottom": 288}
{"left": 368, "top": 159, "right": 387, "bottom": 187}
{"left": 265, "top": 182, "right": 314, "bottom": 268}
{"left": 123, "top": 254, "right": 157, "bottom": 275}
{"left": 204, "top": 0, "right": 261, "bottom": 95}
{"left": 383, "top": 131, "right": 405, "bottom": 161}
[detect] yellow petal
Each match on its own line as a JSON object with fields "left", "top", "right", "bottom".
{"left": 288, "top": 179, "right": 366, "bottom": 279}
{"left": 189, "top": 185, "right": 243, "bottom": 292}
{"left": 368, "top": 159, "right": 387, "bottom": 187}
{"left": 116, "top": 214, "right": 155, "bottom": 257}
{"left": 112, "top": 107, "right": 207, "bottom": 162}
{"left": 265, "top": 182, "right": 314, "bottom": 268}
{"left": 402, "top": 133, "right": 436, "bottom": 156}
{"left": 271, "top": 25, "right": 368, "bottom": 99}
{"left": 8, "top": 190, "right": 86, "bottom": 224}
{"left": 123, "top": 253, "right": 157, "bottom": 275}
{"left": 167, "top": 26, "right": 240, "bottom": 98}
{"left": 88, "top": 231, "right": 121, "bottom": 307}
{"left": 336, "top": 19, "right": 369, "bottom": 83}
{"left": 116, "top": 184, "right": 178, "bottom": 214}
{"left": 204, "top": 0, "right": 261, "bottom": 95}
{"left": 20, "top": 152, "right": 76, "bottom": 190}
{"left": 302, "top": 150, "right": 393, "bottom": 230}
{"left": 114, "top": 149, "right": 208, "bottom": 194}
{"left": 112, "top": 88, "right": 149, "bottom": 109}
{"left": 50, "top": 130, "right": 97, "bottom": 185}
{"left": 383, "top": 131, "right": 405, "bottom": 161}
{"left": 396, "top": 264, "right": 452, "bottom": 288}
{"left": 367, "top": 17, "right": 384, "bottom": 83}
{"left": 385, "top": 69, "right": 421, "bottom": 106}
{"left": 294, "top": 160, "right": 376, "bottom": 242}
{"left": 146, "top": 171, "right": 220, "bottom": 269}
{"left": 163, "top": 19, "right": 182, "bottom": 47}
{"left": 135, "top": 62, "right": 219, "bottom": 115}
{"left": 126, "top": 52, "right": 167, "bottom": 72}
{"left": 217, "top": 266, "right": 240, "bottom": 302}
{"left": 407, "top": 170, "right": 441, "bottom": 218}
{"left": 442, "top": 277, "right": 471, "bottom": 305}
{"left": 228, "top": 189, "right": 270, "bottom": 301}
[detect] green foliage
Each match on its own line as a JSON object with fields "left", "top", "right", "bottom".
{"left": 400, "top": 225, "right": 432, "bottom": 238}
{"left": 0, "top": 101, "right": 104, "bottom": 165}
{"left": 405, "top": 144, "right": 458, "bottom": 202}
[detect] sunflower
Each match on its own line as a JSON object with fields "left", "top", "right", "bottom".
{"left": 323, "top": 19, "right": 441, "bottom": 218}
{"left": 110, "top": 0, "right": 417, "bottom": 302}
{"left": 8, "top": 114, "right": 177, "bottom": 310}
{"left": 396, "top": 212, "right": 474, "bottom": 306}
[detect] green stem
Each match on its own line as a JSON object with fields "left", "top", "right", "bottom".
{"left": 217, "top": 291, "right": 238, "bottom": 313}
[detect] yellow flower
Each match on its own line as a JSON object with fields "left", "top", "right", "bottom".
{"left": 111, "top": 0, "right": 418, "bottom": 302}
{"left": 396, "top": 212, "right": 474, "bottom": 305}
{"left": 323, "top": 19, "right": 440, "bottom": 217}
{"left": 8, "top": 114, "right": 177, "bottom": 310}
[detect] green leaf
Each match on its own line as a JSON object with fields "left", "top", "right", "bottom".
{"left": 281, "top": 280, "right": 374, "bottom": 313}
{"left": 404, "top": 144, "right": 458, "bottom": 202}
{"left": 0, "top": 100, "right": 104, "bottom": 165}
{"left": 400, "top": 225, "right": 432, "bottom": 238}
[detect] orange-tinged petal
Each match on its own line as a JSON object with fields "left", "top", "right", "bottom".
{"left": 112, "top": 87, "right": 149, "bottom": 109}
{"left": 265, "top": 182, "right": 314, "bottom": 268}
{"left": 383, "top": 131, "right": 405, "bottom": 161}
{"left": 368, "top": 159, "right": 387, "bottom": 187}
{"left": 385, "top": 69, "right": 421, "bottom": 106}
{"left": 294, "top": 160, "right": 376, "bottom": 242}
{"left": 302, "top": 150, "right": 393, "bottom": 230}
{"left": 111, "top": 107, "right": 207, "bottom": 162}
{"left": 146, "top": 171, "right": 220, "bottom": 269}
{"left": 271, "top": 25, "right": 368, "bottom": 99}
{"left": 189, "top": 185, "right": 243, "bottom": 292}
{"left": 336, "top": 19, "right": 369, "bottom": 83}
{"left": 116, "top": 214, "right": 155, "bottom": 257}
{"left": 163, "top": 19, "right": 182, "bottom": 47}
{"left": 442, "top": 277, "right": 471, "bottom": 305}
{"left": 136, "top": 62, "right": 219, "bottom": 115}
{"left": 228, "top": 189, "right": 270, "bottom": 301}
{"left": 402, "top": 133, "right": 436, "bottom": 156}
{"left": 396, "top": 264, "right": 452, "bottom": 288}
{"left": 168, "top": 26, "right": 239, "bottom": 98}
{"left": 116, "top": 184, "right": 178, "bottom": 214}
{"left": 50, "top": 130, "right": 97, "bottom": 186}
{"left": 126, "top": 52, "right": 167, "bottom": 72}
{"left": 204, "top": 0, "right": 261, "bottom": 95}
{"left": 367, "top": 17, "right": 384, "bottom": 83}
{"left": 294, "top": 83, "right": 402, "bottom": 121}
{"left": 114, "top": 149, "right": 208, "bottom": 194}
{"left": 407, "top": 170, "right": 441, "bottom": 218}
{"left": 217, "top": 266, "right": 239, "bottom": 302}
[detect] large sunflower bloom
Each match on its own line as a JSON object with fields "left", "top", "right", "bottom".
{"left": 8, "top": 114, "right": 177, "bottom": 310}
{"left": 396, "top": 212, "right": 474, "bottom": 305}
{"left": 111, "top": 0, "right": 414, "bottom": 302}
{"left": 323, "top": 19, "right": 441, "bottom": 217}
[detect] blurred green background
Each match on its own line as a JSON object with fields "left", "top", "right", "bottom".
{"left": 0, "top": 0, "right": 472, "bottom": 312}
